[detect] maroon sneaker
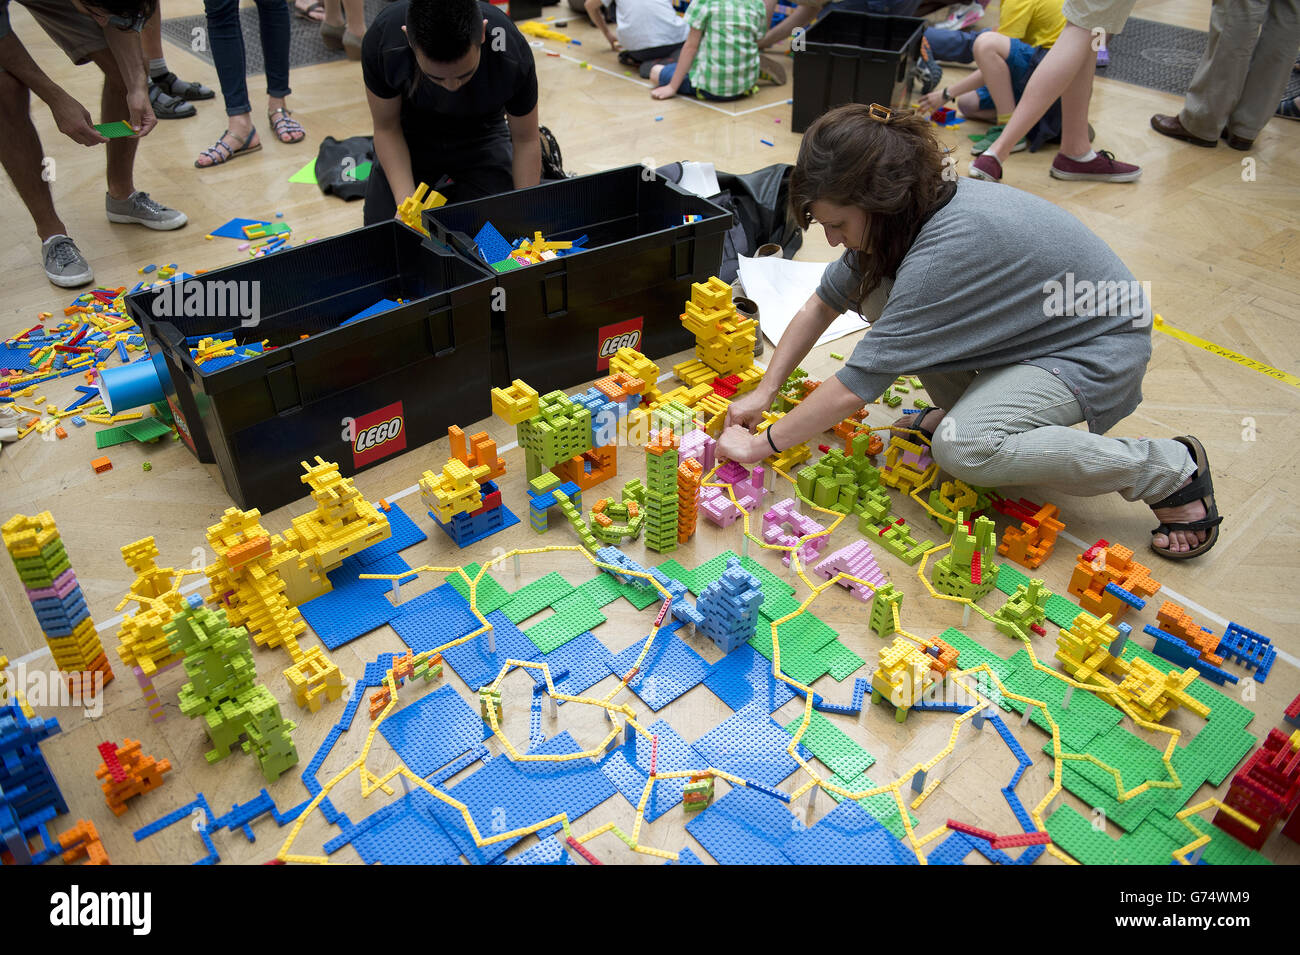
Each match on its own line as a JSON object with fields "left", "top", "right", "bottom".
{"left": 1049, "top": 149, "right": 1141, "bottom": 182}
{"left": 969, "top": 153, "right": 1003, "bottom": 182}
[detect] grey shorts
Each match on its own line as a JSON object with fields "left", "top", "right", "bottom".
{"left": 1062, "top": 0, "right": 1137, "bottom": 36}
{"left": 2, "top": 0, "right": 108, "bottom": 74}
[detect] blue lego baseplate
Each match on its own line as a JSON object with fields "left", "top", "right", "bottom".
{"left": 782, "top": 798, "right": 917, "bottom": 865}
{"left": 358, "top": 502, "right": 427, "bottom": 565}
{"left": 529, "top": 630, "right": 615, "bottom": 698}
{"left": 434, "top": 609, "right": 542, "bottom": 691}
{"left": 703, "top": 643, "right": 796, "bottom": 714}
{"left": 299, "top": 552, "right": 411, "bottom": 650}
{"left": 608, "top": 625, "right": 710, "bottom": 711}
{"left": 388, "top": 581, "right": 485, "bottom": 655}
{"left": 600, "top": 719, "right": 698, "bottom": 822}
{"left": 339, "top": 788, "right": 466, "bottom": 865}
{"left": 685, "top": 785, "right": 798, "bottom": 865}
{"left": 692, "top": 701, "right": 811, "bottom": 788}
{"left": 378, "top": 683, "right": 493, "bottom": 778}
{"left": 505, "top": 837, "right": 574, "bottom": 865}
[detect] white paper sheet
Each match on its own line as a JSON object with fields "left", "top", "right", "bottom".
{"left": 676, "top": 161, "right": 721, "bottom": 198}
{"left": 737, "top": 255, "right": 868, "bottom": 350}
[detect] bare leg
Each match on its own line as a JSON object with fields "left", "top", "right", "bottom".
{"left": 90, "top": 50, "right": 138, "bottom": 200}
{"left": 971, "top": 31, "right": 1014, "bottom": 117}
{"left": 984, "top": 23, "right": 1093, "bottom": 163}
{"left": 342, "top": 0, "right": 365, "bottom": 37}
{"left": 142, "top": 7, "right": 165, "bottom": 62}
{"left": 0, "top": 72, "right": 68, "bottom": 240}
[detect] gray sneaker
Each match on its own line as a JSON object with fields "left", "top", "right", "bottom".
{"left": 42, "top": 234, "right": 94, "bottom": 288}
{"left": 105, "top": 190, "right": 188, "bottom": 231}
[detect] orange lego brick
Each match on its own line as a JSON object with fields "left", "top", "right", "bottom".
{"left": 225, "top": 535, "right": 273, "bottom": 569}
{"left": 91, "top": 456, "right": 112, "bottom": 473}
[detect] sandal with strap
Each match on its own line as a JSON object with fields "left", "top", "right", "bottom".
{"left": 152, "top": 70, "right": 214, "bottom": 101}
{"left": 194, "top": 127, "right": 261, "bottom": 168}
{"left": 1277, "top": 96, "right": 1300, "bottom": 121}
{"left": 292, "top": 0, "right": 326, "bottom": 22}
{"left": 268, "top": 107, "right": 305, "bottom": 144}
{"left": 1148, "top": 435, "right": 1223, "bottom": 561}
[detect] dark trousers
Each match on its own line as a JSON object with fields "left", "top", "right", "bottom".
{"left": 363, "top": 133, "right": 515, "bottom": 225}
{"left": 203, "top": 0, "right": 291, "bottom": 117}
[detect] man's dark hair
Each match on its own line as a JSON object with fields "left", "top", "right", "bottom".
{"left": 85, "top": 0, "right": 159, "bottom": 22}
{"left": 407, "top": 0, "right": 483, "bottom": 63}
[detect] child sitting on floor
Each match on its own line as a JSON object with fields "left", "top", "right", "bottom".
{"left": 917, "top": 0, "right": 1065, "bottom": 154}
{"left": 584, "top": 0, "right": 688, "bottom": 66}
{"left": 649, "top": 0, "right": 767, "bottom": 101}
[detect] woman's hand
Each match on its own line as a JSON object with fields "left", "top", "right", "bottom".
{"left": 724, "top": 386, "right": 775, "bottom": 433}
{"left": 717, "top": 424, "right": 768, "bottom": 465}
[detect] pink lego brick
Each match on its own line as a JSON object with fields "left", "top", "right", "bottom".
{"left": 679, "top": 428, "right": 716, "bottom": 473}
{"left": 762, "top": 498, "right": 828, "bottom": 567}
{"left": 813, "top": 540, "right": 887, "bottom": 600}
{"left": 24, "top": 567, "right": 80, "bottom": 603}
{"left": 699, "top": 488, "right": 743, "bottom": 527}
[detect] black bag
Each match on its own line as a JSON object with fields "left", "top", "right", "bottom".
{"left": 656, "top": 162, "right": 803, "bottom": 283}
{"left": 314, "top": 135, "right": 376, "bottom": 201}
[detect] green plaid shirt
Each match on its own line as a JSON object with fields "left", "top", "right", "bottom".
{"left": 685, "top": 0, "right": 766, "bottom": 98}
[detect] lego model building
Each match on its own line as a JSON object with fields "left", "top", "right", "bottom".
{"left": 931, "top": 512, "right": 1000, "bottom": 602}
{"left": 643, "top": 428, "right": 680, "bottom": 553}
{"left": 395, "top": 181, "right": 446, "bottom": 235}
{"left": 992, "top": 578, "right": 1052, "bottom": 639}
{"left": 762, "top": 498, "right": 829, "bottom": 568}
{"left": 0, "top": 703, "right": 65, "bottom": 865}
{"left": 166, "top": 597, "right": 299, "bottom": 782}
{"left": 419, "top": 426, "right": 514, "bottom": 547}
{"left": 696, "top": 555, "right": 764, "bottom": 654}
{"left": 1213, "top": 728, "right": 1300, "bottom": 850}
{"left": 869, "top": 582, "right": 904, "bottom": 640}
{"left": 1055, "top": 610, "right": 1209, "bottom": 724}
{"left": 871, "top": 637, "right": 935, "bottom": 722}
{"left": 3, "top": 512, "right": 113, "bottom": 697}
{"left": 994, "top": 497, "right": 1064, "bottom": 569}
{"left": 94, "top": 739, "right": 172, "bottom": 816}
{"left": 879, "top": 433, "right": 938, "bottom": 495}
{"left": 673, "top": 277, "right": 763, "bottom": 396}
{"left": 1067, "top": 540, "right": 1160, "bottom": 624}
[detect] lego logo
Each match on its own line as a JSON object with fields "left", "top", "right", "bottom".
{"left": 600, "top": 331, "right": 641, "bottom": 357}
{"left": 354, "top": 416, "right": 403, "bottom": 453}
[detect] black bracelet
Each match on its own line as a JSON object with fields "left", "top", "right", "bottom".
{"left": 766, "top": 425, "right": 780, "bottom": 455}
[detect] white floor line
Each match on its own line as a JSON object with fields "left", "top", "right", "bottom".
{"left": 727, "top": 98, "right": 793, "bottom": 117}
{"left": 552, "top": 49, "right": 737, "bottom": 116}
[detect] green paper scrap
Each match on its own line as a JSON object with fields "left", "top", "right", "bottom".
{"left": 95, "top": 121, "right": 135, "bottom": 139}
{"left": 348, "top": 160, "right": 373, "bottom": 181}
{"left": 288, "top": 160, "right": 317, "bottom": 184}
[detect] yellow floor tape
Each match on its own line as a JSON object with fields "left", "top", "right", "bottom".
{"left": 1154, "top": 315, "right": 1300, "bottom": 389}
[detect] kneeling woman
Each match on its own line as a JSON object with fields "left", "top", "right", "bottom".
{"left": 718, "top": 104, "right": 1220, "bottom": 560}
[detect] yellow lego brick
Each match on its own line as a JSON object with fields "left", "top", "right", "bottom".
{"left": 491, "top": 379, "right": 540, "bottom": 425}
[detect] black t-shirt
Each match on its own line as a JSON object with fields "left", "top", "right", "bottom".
{"left": 362, "top": 1, "right": 538, "bottom": 152}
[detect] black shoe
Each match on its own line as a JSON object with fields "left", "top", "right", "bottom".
{"left": 538, "top": 125, "right": 569, "bottom": 180}
{"left": 913, "top": 37, "right": 942, "bottom": 95}
{"left": 148, "top": 81, "right": 197, "bottom": 120}
{"left": 151, "top": 70, "right": 215, "bottom": 101}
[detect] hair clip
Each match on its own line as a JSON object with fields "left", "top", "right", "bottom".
{"left": 867, "top": 104, "right": 893, "bottom": 122}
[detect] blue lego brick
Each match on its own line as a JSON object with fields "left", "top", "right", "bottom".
{"left": 685, "top": 785, "right": 798, "bottom": 865}
{"left": 431, "top": 744, "right": 490, "bottom": 786}
{"left": 357, "top": 502, "right": 427, "bottom": 565}
{"left": 691, "top": 701, "right": 811, "bottom": 788}
{"left": 608, "top": 628, "right": 710, "bottom": 711}
{"left": 703, "top": 644, "right": 797, "bottom": 714}
{"left": 62, "top": 391, "right": 97, "bottom": 412}
{"left": 1103, "top": 582, "right": 1145, "bottom": 610}
{"left": 666, "top": 846, "right": 704, "bottom": 865}
{"left": 212, "top": 789, "right": 307, "bottom": 842}
{"left": 433, "top": 500, "right": 520, "bottom": 548}
{"left": 435, "top": 609, "right": 541, "bottom": 691}
{"left": 600, "top": 719, "right": 699, "bottom": 822}
{"left": 378, "top": 684, "right": 493, "bottom": 778}
{"left": 530, "top": 691, "right": 545, "bottom": 747}
{"left": 784, "top": 798, "right": 917, "bottom": 865}
{"left": 299, "top": 553, "right": 411, "bottom": 650}
{"left": 928, "top": 831, "right": 978, "bottom": 865}
{"left": 133, "top": 793, "right": 220, "bottom": 865}
{"left": 505, "top": 837, "right": 573, "bottom": 865}
{"left": 1216, "top": 622, "right": 1276, "bottom": 683}
{"left": 389, "top": 582, "right": 484, "bottom": 655}
{"left": 746, "top": 780, "right": 791, "bottom": 803}
{"left": 116, "top": 341, "right": 129, "bottom": 362}
{"left": 425, "top": 731, "right": 616, "bottom": 861}
{"left": 1145, "top": 625, "right": 1238, "bottom": 685}
{"left": 530, "top": 630, "right": 615, "bottom": 698}
{"left": 473, "top": 222, "right": 514, "bottom": 265}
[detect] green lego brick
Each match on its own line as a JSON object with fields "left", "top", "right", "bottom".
{"left": 444, "top": 563, "right": 513, "bottom": 615}
{"left": 820, "top": 641, "right": 866, "bottom": 681}
{"left": 1184, "top": 718, "right": 1257, "bottom": 786}
{"left": 124, "top": 417, "right": 174, "bottom": 442}
{"left": 828, "top": 772, "right": 918, "bottom": 841}
{"left": 501, "top": 571, "right": 576, "bottom": 625}
{"left": 1044, "top": 593, "right": 1086, "bottom": 629}
{"left": 574, "top": 573, "right": 625, "bottom": 609}
{"left": 95, "top": 423, "right": 136, "bottom": 449}
{"left": 784, "top": 711, "right": 875, "bottom": 779}
{"left": 1016, "top": 669, "right": 1122, "bottom": 752}
{"left": 94, "top": 120, "right": 136, "bottom": 138}
{"left": 524, "top": 588, "right": 607, "bottom": 654}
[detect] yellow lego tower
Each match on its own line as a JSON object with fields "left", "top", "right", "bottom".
{"left": 672, "top": 277, "right": 763, "bottom": 395}
{"left": 420, "top": 459, "right": 492, "bottom": 525}
{"left": 871, "top": 637, "right": 935, "bottom": 722}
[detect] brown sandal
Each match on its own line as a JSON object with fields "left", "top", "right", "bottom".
{"left": 267, "top": 108, "right": 305, "bottom": 144}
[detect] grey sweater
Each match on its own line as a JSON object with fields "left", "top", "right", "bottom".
{"left": 819, "top": 178, "right": 1151, "bottom": 434}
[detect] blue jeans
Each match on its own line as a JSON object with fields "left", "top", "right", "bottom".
{"left": 203, "top": 0, "right": 291, "bottom": 117}
{"left": 976, "top": 37, "right": 1039, "bottom": 112}
{"left": 924, "top": 26, "right": 988, "bottom": 62}
{"left": 659, "top": 62, "right": 750, "bottom": 101}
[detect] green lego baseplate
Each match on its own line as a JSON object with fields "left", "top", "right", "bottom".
{"left": 523, "top": 587, "right": 607, "bottom": 654}
{"left": 784, "top": 710, "right": 876, "bottom": 780}
{"left": 827, "top": 771, "right": 918, "bottom": 841}
{"left": 501, "top": 571, "right": 577, "bottom": 624}
{"left": 444, "top": 563, "right": 513, "bottom": 615}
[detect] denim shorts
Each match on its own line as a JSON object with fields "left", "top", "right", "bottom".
{"left": 976, "top": 37, "right": 1040, "bottom": 112}
{"left": 658, "top": 62, "right": 752, "bottom": 102}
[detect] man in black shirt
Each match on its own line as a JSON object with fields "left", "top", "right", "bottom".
{"left": 362, "top": 0, "right": 541, "bottom": 224}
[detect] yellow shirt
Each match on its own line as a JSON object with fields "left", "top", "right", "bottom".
{"left": 998, "top": 0, "right": 1066, "bottom": 49}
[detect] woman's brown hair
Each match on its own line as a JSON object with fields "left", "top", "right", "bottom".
{"left": 790, "top": 104, "right": 953, "bottom": 308}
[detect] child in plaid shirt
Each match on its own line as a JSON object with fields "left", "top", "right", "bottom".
{"left": 649, "top": 0, "right": 766, "bottom": 101}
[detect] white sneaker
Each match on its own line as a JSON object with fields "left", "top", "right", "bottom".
{"left": 106, "top": 190, "right": 188, "bottom": 231}
{"left": 935, "top": 2, "right": 984, "bottom": 31}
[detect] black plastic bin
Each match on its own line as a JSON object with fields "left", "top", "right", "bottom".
{"left": 791, "top": 11, "right": 925, "bottom": 133}
{"left": 423, "top": 165, "right": 732, "bottom": 397}
{"left": 508, "top": 0, "right": 543, "bottom": 20}
{"left": 127, "top": 221, "right": 497, "bottom": 512}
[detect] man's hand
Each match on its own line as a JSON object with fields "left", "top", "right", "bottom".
{"left": 651, "top": 85, "right": 676, "bottom": 100}
{"left": 724, "top": 386, "right": 775, "bottom": 434}
{"left": 126, "top": 86, "right": 156, "bottom": 137}
{"left": 50, "top": 92, "right": 108, "bottom": 145}
{"left": 717, "top": 424, "right": 768, "bottom": 466}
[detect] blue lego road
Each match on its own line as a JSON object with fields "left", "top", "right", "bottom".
{"left": 600, "top": 719, "right": 697, "bottom": 822}
{"left": 299, "top": 553, "right": 411, "bottom": 650}
{"left": 608, "top": 625, "right": 710, "bottom": 711}
{"left": 691, "top": 701, "right": 811, "bottom": 788}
